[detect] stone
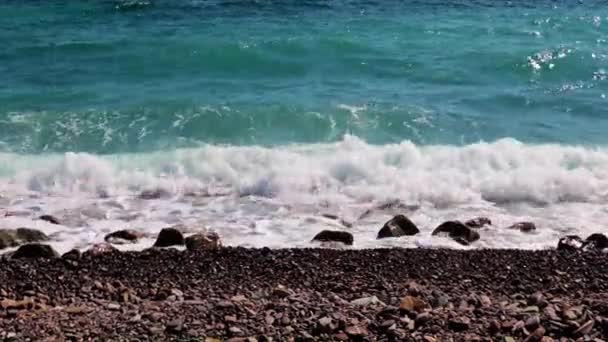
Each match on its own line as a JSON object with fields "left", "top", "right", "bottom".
{"left": 400, "top": 296, "right": 428, "bottom": 313}
{"left": 60, "top": 249, "right": 81, "bottom": 262}
{"left": 350, "top": 296, "right": 384, "bottom": 307}
{"left": 432, "top": 221, "right": 480, "bottom": 245}
{"left": 316, "top": 317, "right": 334, "bottom": 334}
{"left": 464, "top": 217, "right": 492, "bottom": 228}
{"left": 104, "top": 229, "right": 143, "bottom": 244}
{"left": 272, "top": 286, "right": 291, "bottom": 298}
{"left": 574, "top": 320, "right": 594, "bottom": 336}
{"left": 139, "top": 188, "right": 171, "bottom": 200}
{"left": 153, "top": 227, "right": 185, "bottom": 247}
{"left": 524, "top": 326, "right": 546, "bottom": 342}
{"left": 508, "top": 222, "right": 536, "bottom": 232}
{"left": 377, "top": 215, "right": 420, "bottom": 239}
{"left": 85, "top": 243, "right": 118, "bottom": 256}
{"left": 185, "top": 232, "right": 222, "bottom": 251}
{"left": 165, "top": 318, "right": 184, "bottom": 334}
{"left": 0, "top": 228, "right": 48, "bottom": 249}
{"left": 311, "top": 230, "right": 354, "bottom": 245}
{"left": 583, "top": 233, "right": 608, "bottom": 250}
{"left": 11, "top": 243, "right": 58, "bottom": 259}
{"left": 557, "top": 235, "right": 584, "bottom": 252}
{"left": 448, "top": 317, "right": 470, "bottom": 332}
{"left": 38, "top": 215, "right": 60, "bottom": 225}
{"left": 345, "top": 325, "right": 368, "bottom": 337}
{"left": 525, "top": 315, "right": 540, "bottom": 331}
{"left": 415, "top": 312, "right": 432, "bottom": 326}
{"left": 107, "top": 303, "right": 121, "bottom": 310}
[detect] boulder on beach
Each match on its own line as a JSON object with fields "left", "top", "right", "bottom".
{"left": 508, "top": 222, "right": 536, "bottom": 232}
{"left": 432, "top": 221, "right": 480, "bottom": 245}
{"left": 464, "top": 217, "right": 492, "bottom": 229}
{"left": 104, "top": 229, "right": 144, "bottom": 244}
{"left": 0, "top": 228, "right": 49, "bottom": 249}
{"left": 62, "top": 249, "right": 82, "bottom": 260}
{"left": 154, "top": 227, "right": 185, "bottom": 247}
{"left": 312, "top": 230, "right": 354, "bottom": 245}
{"left": 12, "top": 243, "right": 58, "bottom": 259}
{"left": 377, "top": 215, "right": 419, "bottom": 239}
{"left": 185, "top": 232, "right": 222, "bottom": 251}
{"left": 38, "top": 215, "right": 61, "bottom": 225}
{"left": 583, "top": 233, "right": 608, "bottom": 251}
{"left": 557, "top": 235, "right": 584, "bottom": 252}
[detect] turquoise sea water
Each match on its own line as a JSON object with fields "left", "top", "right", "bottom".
{"left": 2, "top": 0, "right": 608, "bottom": 153}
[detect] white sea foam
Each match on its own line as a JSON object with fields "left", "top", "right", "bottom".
{"left": 1, "top": 135, "right": 607, "bottom": 253}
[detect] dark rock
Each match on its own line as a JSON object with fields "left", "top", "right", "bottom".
{"left": 464, "top": 217, "right": 492, "bottom": 229}
{"left": 153, "top": 228, "right": 184, "bottom": 247}
{"left": 185, "top": 232, "right": 222, "bottom": 251}
{"left": 432, "top": 221, "right": 480, "bottom": 245}
{"left": 165, "top": 318, "right": 184, "bottom": 334}
{"left": 104, "top": 229, "right": 143, "bottom": 244}
{"left": 312, "top": 230, "right": 354, "bottom": 245}
{"left": 0, "top": 228, "right": 48, "bottom": 249}
{"left": 38, "top": 215, "right": 60, "bottom": 225}
{"left": 12, "top": 243, "right": 58, "bottom": 259}
{"left": 508, "top": 222, "right": 536, "bottom": 232}
{"left": 583, "top": 233, "right": 608, "bottom": 250}
{"left": 557, "top": 235, "right": 584, "bottom": 252}
{"left": 138, "top": 188, "right": 171, "bottom": 200}
{"left": 377, "top": 215, "right": 419, "bottom": 239}
{"left": 448, "top": 317, "right": 470, "bottom": 332}
{"left": 61, "top": 249, "right": 81, "bottom": 260}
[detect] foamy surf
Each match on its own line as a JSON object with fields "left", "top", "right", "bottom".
{"left": 1, "top": 135, "right": 607, "bottom": 253}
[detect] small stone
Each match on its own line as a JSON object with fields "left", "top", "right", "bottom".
{"left": 400, "top": 296, "right": 428, "bottom": 313}
{"left": 350, "top": 296, "right": 384, "bottom": 307}
{"left": 333, "top": 333, "right": 349, "bottom": 341}
{"left": 448, "top": 317, "right": 470, "bottom": 332}
{"left": 231, "top": 294, "right": 247, "bottom": 302}
{"left": 166, "top": 318, "right": 184, "bottom": 334}
{"left": 525, "top": 315, "right": 540, "bottom": 331}
{"left": 563, "top": 309, "right": 578, "bottom": 320}
{"left": 316, "top": 317, "right": 334, "bottom": 334}
{"left": 345, "top": 326, "right": 368, "bottom": 337}
{"left": 415, "top": 312, "right": 432, "bottom": 326}
{"left": 107, "top": 303, "right": 121, "bottom": 311}
{"left": 523, "top": 306, "right": 540, "bottom": 313}
{"left": 489, "top": 320, "right": 501, "bottom": 334}
{"left": 229, "top": 326, "right": 243, "bottom": 336}
{"left": 504, "top": 337, "right": 516, "bottom": 342}
{"left": 524, "top": 326, "right": 546, "bottom": 342}
{"left": 480, "top": 295, "right": 492, "bottom": 307}
{"left": 272, "top": 286, "right": 291, "bottom": 298}
{"left": 574, "top": 320, "right": 594, "bottom": 336}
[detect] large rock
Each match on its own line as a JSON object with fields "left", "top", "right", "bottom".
{"left": 508, "top": 222, "right": 536, "bottom": 232}
{"left": 432, "top": 221, "right": 480, "bottom": 245}
{"left": 154, "top": 228, "right": 185, "bottom": 247}
{"left": 12, "top": 243, "right": 58, "bottom": 259}
{"left": 104, "top": 229, "right": 144, "bottom": 244}
{"left": 557, "top": 235, "right": 584, "bottom": 252}
{"left": 583, "top": 233, "right": 608, "bottom": 251}
{"left": 312, "top": 230, "right": 354, "bottom": 245}
{"left": 185, "top": 232, "right": 222, "bottom": 251}
{"left": 0, "top": 228, "right": 48, "bottom": 249}
{"left": 377, "top": 215, "right": 420, "bottom": 239}
{"left": 464, "top": 217, "right": 492, "bottom": 229}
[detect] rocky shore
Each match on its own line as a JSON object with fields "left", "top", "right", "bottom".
{"left": 0, "top": 247, "right": 607, "bottom": 341}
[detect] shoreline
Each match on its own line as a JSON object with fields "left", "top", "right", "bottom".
{"left": 1, "top": 247, "right": 606, "bottom": 341}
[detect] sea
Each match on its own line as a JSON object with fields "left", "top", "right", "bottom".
{"left": 1, "top": 0, "right": 608, "bottom": 253}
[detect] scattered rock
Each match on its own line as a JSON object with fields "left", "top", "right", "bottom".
{"left": 345, "top": 325, "right": 368, "bottom": 337}
{"left": 316, "top": 317, "right": 334, "bottom": 334}
{"left": 508, "top": 222, "right": 536, "bottom": 232}
{"left": 583, "top": 233, "right": 608, "bottom": 250}
{"left": 557, "top": 235, "right": 584, "bottom": 252}
{"left": 312, "top": 230, "right": 354, "bottom": 245}
{"left": 185, "top": 232, "right": 222, "bottom": 251}
{"left": 38, "top": 215, "right": 60, "bottom": 225}
{"left": 464, "top": 217, "right": 492, "bottom": 228}
{"left": 11, "top": 243, "right": 58, "bottom": 259}
{"left": 153, "top": 227, "right": 185, "bottom": 247}
{"left": 432, "top": 221, "right": 480, "bottom": 245}
{"left": 574, "top": 320, "right": 594, "bottom": 336}
{"left": 165, "top": 318, "right": 185, "bottom": 334}
{"left": 448, "top": 317, "right": 470, "bottom": 332}
{"left": 377, "top": 215, "right": 420, "bottom": 239}
{"left": 350, "top": 296, "right": 384, "bottom": 307}
{"left": 104, "top": 229, "right": 143, "bottom": 244}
